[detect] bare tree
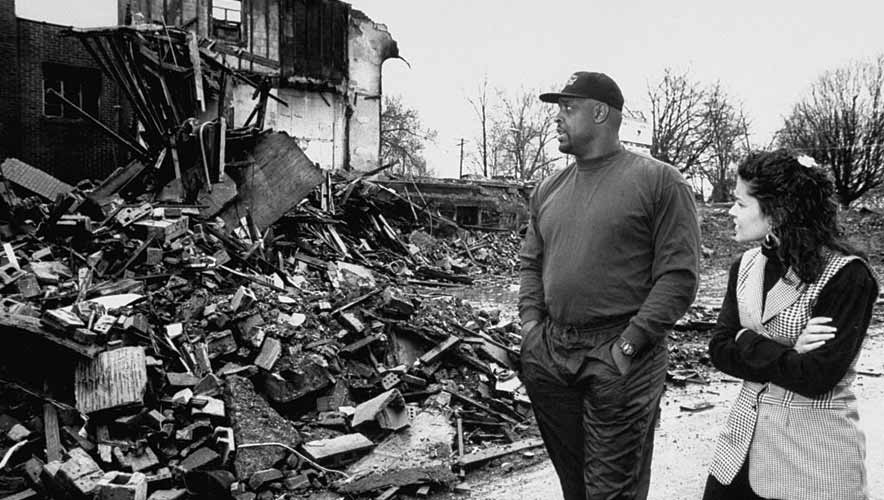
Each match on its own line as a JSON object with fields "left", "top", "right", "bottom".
{"left": 779, "top": 55, "right": 884, "bottom": 208}
{"left": 648, "top": 68, "right": 714, "bottom": 174}
{"left": 491, "top": 87, "right": 559, "bottom": 181}
{"left": 380, "top": 95, "right": 438, "bottom": 177}
{"left": 700, "top": 83, "right": 751, "bottom": 202}
{"left": 468, "top": 75, "right": 491, "bottom": 177}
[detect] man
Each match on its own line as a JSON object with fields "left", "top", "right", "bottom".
{"left": 519, "top": 71, "right": 700, "bottom": 500}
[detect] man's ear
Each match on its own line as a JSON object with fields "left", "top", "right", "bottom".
{"left": 593, "top": 103, "right": 610, "bottom": 123}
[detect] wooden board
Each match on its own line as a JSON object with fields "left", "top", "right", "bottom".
{"left": 302, "top": 433, "right": 374, "bottom": 462}
{"left": 456, "top": 438, "right": 544, "bottom": 468}
{"left": 0, "top": 314, "right": 101, "bottom": 358}
{"left": 75, "top": 347, "right": 148, "bottom": 415}
{"left": 43, "top": 403, "right": 63, "bottom": 462}
{"left": 218, "top": 132, "right": 323, "bottom": 232}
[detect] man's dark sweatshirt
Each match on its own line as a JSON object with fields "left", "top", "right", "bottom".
{"left": 519, "top": 147, "right": 701, "bottom": 352}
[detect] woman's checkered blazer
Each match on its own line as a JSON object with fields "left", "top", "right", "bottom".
{"left": 709, "top": 247, "right": 868, "bottom": 500}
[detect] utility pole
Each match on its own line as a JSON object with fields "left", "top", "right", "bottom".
{"left": 459, "top": 138, "right": 465, "bottom": 179}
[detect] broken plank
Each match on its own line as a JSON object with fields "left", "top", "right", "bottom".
{"left": 188, "top": 31, "right": 205, "bottom": 112}
{"left": 445, "top": 390, "right": 519, "bottom": 424}
{"left": 43, "top": 403, "right": 63, "bottom": 462}
{"left": 418, "top": 335, "right": 461, "bottom": 366}
{"left": 456, "top": 438, "right": 544, "bottom": 468}
{"left": 0, "top": 489, "right": 38, "bottom": 500}
{"left": 0, "top": 313, "right": 101, "bottom": 358}
{"left": 86, "top": 159, "right": 148, "bottom": 208}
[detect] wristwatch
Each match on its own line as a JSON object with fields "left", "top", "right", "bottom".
{"left": 618, "top": 339, "right": 637, "bottom": 358}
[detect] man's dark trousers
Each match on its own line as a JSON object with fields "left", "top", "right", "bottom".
{"left": 521, "top": 317, "right": 668, "bottom": 500}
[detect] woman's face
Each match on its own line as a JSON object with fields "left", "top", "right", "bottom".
{"left": 729, "top": 177, "right": 771, "bottom": 243}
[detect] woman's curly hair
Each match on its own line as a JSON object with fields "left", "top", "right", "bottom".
{"left": 737, "top": 148, "right": 860, "bottom": 284}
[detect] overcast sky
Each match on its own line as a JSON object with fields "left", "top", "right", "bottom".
{"left": 17, "top": 0, "right": 884, "bottom": 178}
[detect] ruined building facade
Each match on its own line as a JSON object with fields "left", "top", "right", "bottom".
{"left": 123, "top": 0, "right": 399, "bottom": 172}
{"left": 0, "top": 1, "right": 125, "bottom": 183}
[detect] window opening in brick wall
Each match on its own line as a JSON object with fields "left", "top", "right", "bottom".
{"left": 212, "top": 0, "right": 242, "bottom": 43}
{"left": 42, "top": 64, "right": 100, "bottom": 119}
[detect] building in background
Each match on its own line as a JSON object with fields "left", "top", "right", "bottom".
{"left": 621, "top": 106, "right": 652, "bottom": 155}
{"left": 0, "top": 0, "right": 125, "bottom": 184}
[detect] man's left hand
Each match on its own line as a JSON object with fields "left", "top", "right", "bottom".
{"left": 611, "top": 343, "right": 632, "bottom": 376}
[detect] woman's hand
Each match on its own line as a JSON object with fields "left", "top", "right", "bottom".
{"left": 793, "top": 316, "right": 836, "bottom": 354}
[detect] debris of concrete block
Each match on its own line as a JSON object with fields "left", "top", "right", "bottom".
{"left": 171, "top": 388, "right": 193, "bottom": 405}
{"left": 6, "top": 423, "right": 31, "bottom": 442}
{"left": 166, "top": 373, "right": 200, "bottom": 388}
{"left": 145, "top": 248, "right": 163, "bottom": 266}
{"left": 113, "top": 446, "right": 159, "bottom": 472}
{"left": 302, "top": 433, "right": 374, "bottom": 463}
{"left": 16, "top": 274, "right": 41, "bottom": 299}
{"left": 283, "top": 473, "right": 310, "bottom": 491}
{"left": 230, "top": 286, "right": 256, "bottom": 312}
{"left": 336, "top": 408, "right": 457, "bottom": 494}
{"left": 96, "top": 471, "right": 147, "bottom": 500}
{"left": 164, "top": 323, "right": 183, "bottom": 340}
{"left": 191, "top": 397, "right": 225, "bottom": 419}
{"left": 177, "top": 447, "right": 219, "bottom": 472}
{"left": 223, "top": 376, "right": 301, "bottom": 478}
{"left": 337, "top": 312, "right": 365, "bottom": 333}
{"left": 132, "top": 217, "right": 188, "bottom": 245}
{"left": 147, "top": 489, "right": 187, "bottom": 500}
{"left": 248, "top": 468, "right": 283, "bottom": 491}
{"left": 193, "top": 374, "right": 222, "bottom": 397}
{"left": 351, "top": 389, "right": 410, "bottom": 431}
{"left": 381, "top": 288, "right": 415, "bottom": 318}
{"left": 261, "top": 354, "right": 331, "bottom": 404}
{"left": 236, "top": 314, "right": 265, "bottom": 347}
{"left": 254, "top": 337, "right": 282, "bottom": 371}
{"left": 333, "top": 262, "right": 377, "bottom": 290}
{"left": 75, "top": 347, "right": 148, "bottom": 415}
{"left": 206, "top": 330, "right": 237, "bottom": 359}
{"left": 56, "top": 447, "right": 105, "bottom": 498}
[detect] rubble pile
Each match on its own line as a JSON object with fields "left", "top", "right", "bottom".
{"left": 0, "top": 17, "right": 545, "bottom": 499}
{"left": 0, "top": 148, "right": 545, "bottom": 500}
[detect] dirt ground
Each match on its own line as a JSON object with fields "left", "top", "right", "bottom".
{"left": 433, "top": 205, "right": 884, "bottom": 500}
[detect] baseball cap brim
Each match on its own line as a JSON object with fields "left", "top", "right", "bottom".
{"left": 538, "top": 92, "right": 589, "bottom": 103}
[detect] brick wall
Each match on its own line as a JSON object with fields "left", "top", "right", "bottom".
{"left": 0, "top": 0, "right": 21, "bottom": 158}
{"left": 15, "top": 19, "right": 125, "bottom": 184}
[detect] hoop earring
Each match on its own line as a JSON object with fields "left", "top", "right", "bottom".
{"left": 762, "top": 229, "right": 781, "bottom": 249}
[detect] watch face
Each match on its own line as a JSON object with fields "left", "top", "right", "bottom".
{"left": 621, "top": 341, "right": 635, "bottom": 356}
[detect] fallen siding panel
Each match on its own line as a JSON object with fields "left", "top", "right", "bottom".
{"left": 219, "top": 131, "right": 323, "bottom": 232}
{"left": 1, "top": 158, "right": 74, "bottom": 201}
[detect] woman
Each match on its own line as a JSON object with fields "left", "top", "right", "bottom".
{"left": 703, "top": 149, "right": 879, "bottom": 500}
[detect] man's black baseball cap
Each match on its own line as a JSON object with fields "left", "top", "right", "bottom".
{"left": 539, "top": 71, "right": 624, "bottom": 111}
